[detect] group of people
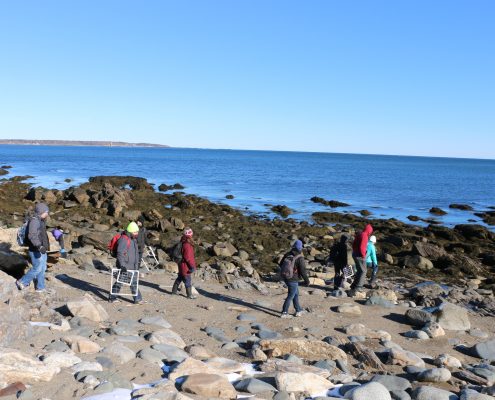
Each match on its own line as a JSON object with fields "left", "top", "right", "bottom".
{"left": 15, "top": 202, "right": 379, "bottom": 317}
{"left": 278, "top": 223, "right": 378, "bottom": 318}
{"left": 15, "top": 203, "right": 198, "bottom": 305}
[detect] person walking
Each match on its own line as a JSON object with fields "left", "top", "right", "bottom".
{"left": 52, "top": 227, "right": 67, "bottom": 258}
{"left": 109, "top": 222, "right": 144, "bottom": 304}
{"left": 172, "top": 228, "right": 197, "bottom": 299}
{"left": 280, "top": 240, "right": 310, "bottom": 318}
{"left": 136, "top": 216, "right": 149, "bottom": 267}
{"left": 366, "top": 235, "right": 379, "bottom": 288}
{"left": 329, "top": 235, "right": 349, "bottom": 290}
{"left": 349, "top": 223, "right": 373, "bottom": 296}
{"left": 16, "top": 203, "right": 50, "bottom": 292}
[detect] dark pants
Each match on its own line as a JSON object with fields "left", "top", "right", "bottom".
{"left": 351, "top": 255, "right": 367, "bottom": 290}
{"left": 110, "top": 269, "right": 142, "bottom": 303}
{"left": 334, "top": 264, "right": 345, "bottom": 289}
{"left": 174, "top": 274, "right": 192, "bottom": 289}
{"left": 368, "top": 262, "right": 378, "bottom": 283}
{"left": 282, "top": 280, "right": 302, "bottom": 313}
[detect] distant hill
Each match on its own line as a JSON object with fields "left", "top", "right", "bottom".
{"left": 0, "top": 139, "right": 169, "bottom": 148}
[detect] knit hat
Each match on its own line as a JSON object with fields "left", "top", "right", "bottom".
{"left": 370, "top": 235, "right": 377, "bottom": 243}
{"left": 293, "top": 239, "right": 303, "bottom": 252}
{"left": 183, "top": 228, "right": 193, "bottom": 238}
{"left": 127, "top": 221, "right": 139, "bottom": 233}
{"left": 35, "top": 203, "right": 49, "bottom": 216}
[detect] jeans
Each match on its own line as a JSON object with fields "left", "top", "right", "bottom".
{"left": 110, "top": 269, "right": 142, "bottom": 303}
{"left": 351, "top": 255, "right": 367, "bottom": 290}
{"left": 20, "top": 251, "right": 47, "bottom": 290}
{"left": 282, "top": 281, "right": 302, "bottom": 313}
{"left": 174, "top": 274, "right": 192, "bottom": 288}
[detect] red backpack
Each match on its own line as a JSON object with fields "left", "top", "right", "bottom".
{"left": 108, "top": 232, "right": 131, "bottom": 257}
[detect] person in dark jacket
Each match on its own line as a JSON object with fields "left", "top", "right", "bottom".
{"left": 280, "top": 240, "right": 310, "bottom": 318}
{"left": 349, "top": 223, "right": 373, "bottom": 296}
{"left": 136, "top": 216, "right": 149, "bottom": 266}
{"left": 16, "top": 203, "right": 50, "bottom": 292}
{"left": 109, "top": 222, "right": 144, "bottom": 304}
{"left": 329, "top": 235, "right": 349, "bottom": 290}
{"left": 172, "top": 228, "right": 197, "bottom": 299}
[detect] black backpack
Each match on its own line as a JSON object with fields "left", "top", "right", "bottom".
{"left": 171, "top": 241, "right": 183, "bottom": 263}
{"left": 280, "top": 253, "right": 302, "bottom": 279}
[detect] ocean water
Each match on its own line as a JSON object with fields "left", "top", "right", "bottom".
{"left": 1, "top": 145, "right": 494, "bottom": 228}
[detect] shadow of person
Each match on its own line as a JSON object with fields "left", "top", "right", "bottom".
{"left": 54, "top": 273, "right": 109, "bottom": 301}
{"left": 196, "top": 287, "right": 281, "bottom": 317}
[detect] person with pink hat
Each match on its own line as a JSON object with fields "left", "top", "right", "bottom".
{"left": 172, "top": 228, "right": 197, "bottom": 299}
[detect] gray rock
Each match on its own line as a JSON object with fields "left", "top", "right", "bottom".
{"left": 417, "top": 368, "right": 452, "bottom": 383}
{"left": 235, "top": 326, "right": 248, "bottom": 334}
{"left": 344, "top": 382, "right": 391, "bottom": 400}
{"left": 468, "top": 329, "right": 489, "bottom": 339}
{"left": 140, "top": 316, "right": 172, "bottom": 328}
{"left": 371, "top": 375, "right": 412, "bottom": 391}
{"left": 235, "top": 378, "right": 277, "bottom": 394}
{"left": 283, "top": 354, "right": 303, "bottom": 364}
{"left": 339, "top": 383, "right": 361, "bottom": 396}
{"left": 469, "top": 367, "right": 495, "bottom": 385}
{"left": 137, "top": 348, "right": 166, "bottom": 365}
{"left": 257, "top": 330, "right": 281, "bottom": 340}
{"left": 237, "top": 313, "right": 257, "bottom": 322}
{"left": 460, "top": 388, "right": 495, "bottom": 399}
{"left": 349, "top": 336, "right": 366, "bottom": 343}
{"left": 151, "top": 344, "right": 189, "bottom": 362}
{"left": 366, "top": 296, "right": 395, "bottom": 308}
{"left": 471, "top": 339, "right": 495, "bottom": 361}
{"left": 405, "top": 366, "right": 426, "bottom": 375}
{"left": 313, "top": 360, "right": 336, "bottom": 373}
{"left": 412, "top": 386, "right": 459, "bottom": 400}
{"left": 435, "top": 303, "right": 471, "bottom": 331}
{"left": 95, "top": 356, "right": 113, "bottom": 369}
{"left": 405, "top": 309, "right": 433, "bottom": 327}
{"left": 222, "top": 342, "right": 240, "bottom": 350}
{"left": 44, "top": 340, "right": 71, "bottom": 352}
{"left": 404, "top": 330, "right": 430, "bottom": 340}
{"left": 391, "top": 390, "right": 411, "bottom": 400}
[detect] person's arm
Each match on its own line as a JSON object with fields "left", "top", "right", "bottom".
{"left": 371, "top": 244, "right": 378, "bottom": 266}
{"left": 28, "top": 218, "right": 43, "bottom": 251}
{"left": 182, "top": 242, "right": 196, "bottom": 272}
{"left": 116, "top": 237, "right": 129, "bottom": 271}
{"left": 297, "top": 257, "right": 310, "bottom": 286}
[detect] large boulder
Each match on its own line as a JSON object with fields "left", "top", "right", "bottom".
{"left": 0, "top": 250, "right": 28, "bottom": 277}
{"left": 275, "top": 372, "right": 334, "bottom": 395}
{"left": 405, "top": 309, "right": 434, "bottom": 327}
{"left": 79, "top": 231, "right": 114, "bottom": 252}
{"left": 403, "top": 255, "right": 434, "bottom": 271}
{"left": 435, "top": 303, "right": 470, "bottom": 331}
{"left": 180, "top": 373, "right": 237, "bottom": 399}
{"left": 413, "top": 242, "right": 447, "bottom": 261}
{"left": 454, "top": 224, "right": 494, "bottom": 240}
{"left": 259, "top": 338, "right": 346, "bottom": 361}
{"left": 66, "top": 295, "right": 109, "bottom": 322}
{"left": 470, "top": 339, "right": 495, "bottom": 361}
{"left": 147, "top": 329, "right": 187, "bottom": 349}
{"left": 213, "top": 242, "right": 238, "bottom": 257}
{"left": 0, "top": 348, "right": 61, "bottom": 387}
{"left": 345, "top": 382, "right": 391, "bottom": 400}
{"left": 412, "top": 386, "right": 458, "bottom": 400}
{"left": 169, "top": 358, "right": 221, "bottom": 380}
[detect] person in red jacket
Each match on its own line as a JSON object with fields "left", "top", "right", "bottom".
{"left": 349, "top": 223, "right": 373, "bottom": 296}
{"left": 172, "top": 228, "right": 197, "bottom": 299}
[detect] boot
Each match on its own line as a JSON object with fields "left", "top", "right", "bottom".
{"left": 186, "top": 287, "right": 197, "bottom": 299}
{"left": 172, "top": 280, "right": 179, "bottom": 295}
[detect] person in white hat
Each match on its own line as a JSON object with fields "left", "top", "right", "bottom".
{"left": 366, "top": 235, "right": 379, "bottom": 288}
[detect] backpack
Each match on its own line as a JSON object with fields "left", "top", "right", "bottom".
{"left": 17, "top": 220, "right": 29, "bottom": 247}
{"left": 171, "top": 241, "right": 183, "bottom": 263}
{"left": 108, "top": 232, "right": 130, "bottom": 257}
{"left": 280, "top": 253, "right": 303, "bottom": 279}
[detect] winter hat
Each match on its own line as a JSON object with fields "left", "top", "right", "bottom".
{"left": 183, "top": 228, "right": 193, "bottom": 237}
{"left": 35, "top": 203, "right": 49, "bottom": 216}
{"left": 127, "top": 221, "right": 139, "bottom": 233}
{"left": 370, "top": 235, "right": 377, "bottom": 243}
{"left": 293, "top": 239, "right": 303, "bottom": 252}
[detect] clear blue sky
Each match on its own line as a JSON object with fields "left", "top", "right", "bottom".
{"left": 0, "top": 1, "right": 494, "bottom": 158}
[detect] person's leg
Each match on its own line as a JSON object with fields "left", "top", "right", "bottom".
{"left": 172, "top": 275, "right": 182, "bottom": 294}
{"left": 132, "top": 270, "right": 142, "bottom": 303}
{"left": 109, "top": 269, "right": 123, "bottom": 301}
{"left": 353, "top": 257, "right": 367, "bottom": 290}
{"left": 291, "top": 282, "right": 302, "bottom": 312}
{"left": 18, "top": 251, "right": 43, "bottom": 288}
{"left": 34, "top": 253, "right": 48, "bottom": 290}
{"left": 370, "top": 263, "right": 378, "bottom": 285}
{"left": 334, "top": 265, "right": 343, "bottom": 289}
{"left": 282, "top": 281, "right": 296, "bottom": 314}
{"left": 185, "top": 275, "right": 197, "bottom": 299}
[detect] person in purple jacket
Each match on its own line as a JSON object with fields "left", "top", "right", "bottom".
{"left": 52, "top": 227, "right": 67, "bottom": 258}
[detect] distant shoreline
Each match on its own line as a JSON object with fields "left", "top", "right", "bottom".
{"left": 0, "top": 139, "right": 169, "bottom": 148}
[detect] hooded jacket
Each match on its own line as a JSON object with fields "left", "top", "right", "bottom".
{"left": 366, "top": 240, "right": 378, "bottom": 265}
{"left": 281, "top": 248, "right": 310, "bottom": 284}
{"left": 329, "top": 236, "right": 349, "bottom": 268}
{"left": 179, "top": 236, "right": 196, "bottom": 277}
{"left": 352, "top": 224, "right": 373, "bottom": 258}
{"left": 116, "top": 231, "right": 140, "bottom": 270}
{"left": 26, "top": 203, "right": 50, "bottom": 252}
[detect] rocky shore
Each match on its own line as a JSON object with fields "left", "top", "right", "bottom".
{"left": 0, "top": 170, "right": 494, "bottom": 400}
